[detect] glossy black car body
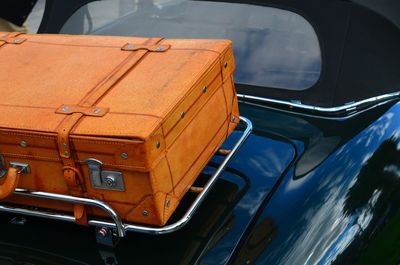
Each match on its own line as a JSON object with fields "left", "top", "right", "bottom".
{"left": 0, "top": 0, "right": 399, "bottom": 264}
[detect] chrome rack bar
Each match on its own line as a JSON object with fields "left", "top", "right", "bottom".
{"left": 238, "top": 92, "right": 400, "bottom": 117}
{"left": 1, "top": 116, "right": 252, "bottom": 238}
{"left": 4, "top": 190, "right": 126, "bottom": 237}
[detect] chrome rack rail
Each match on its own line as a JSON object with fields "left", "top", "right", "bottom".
{"left": 238, "top": 92, "right": 400, "bottom": 117}
{"left": 0, "top": 117, "right": 252, "bottom": 245}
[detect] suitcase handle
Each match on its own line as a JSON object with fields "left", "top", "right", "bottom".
{"left": 0, "top": 162, "right": 30, "bottom": 200}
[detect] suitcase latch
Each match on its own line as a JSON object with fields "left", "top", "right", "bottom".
{"left": 0, "top": 156, "right": 30, "bottom": 178}
{"left": 10, "top": 162, "right": 31, "bottom": 174}
{"left": 84, "top": 159, "right": 125, "bottom": 191}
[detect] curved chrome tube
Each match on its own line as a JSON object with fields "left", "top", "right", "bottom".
{"left": 1, "top": 117, "right": 252, "bottom": 237}
{"left": 11, "top": 189, "right": 126, "bottom": 237}
{"left": 237, "top": 92, "right": 400, "bottom": 116}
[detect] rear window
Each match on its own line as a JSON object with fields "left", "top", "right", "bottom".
{"left": 61, "top": 0, "right": 321, "bottom": 91}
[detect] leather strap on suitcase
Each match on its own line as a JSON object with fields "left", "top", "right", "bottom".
{"left": 55, "top": 37, "right": 168, "bottom": 224}
{"left": 0, "top": 31, "right": 26, "bottom": 47}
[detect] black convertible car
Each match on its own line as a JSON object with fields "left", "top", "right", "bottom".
{"left": 0, "top": 0, "right": 399, "bottom": 264}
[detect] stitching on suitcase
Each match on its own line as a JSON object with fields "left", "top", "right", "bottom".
{"left": 79, "top": 37, "right": 160, "bottom": 105}
{"left": 221, "top": 82, "right": 230, "bottom": 117}
{"left": 53, "top": 38, "right": 163, "bottom": 185}
{"left": 26, "top": 41, "right": 222, "bottom": 54}
{"left": 27, "top": 41, "right": 124, "bottom": 49}
{"left": 2, "top": 39, "right": 164, "bottom": 134}
{"left": 90, "top": 42, "right": 163, "bottom": 106}
{"left": 0, "top": 132, "right": 135, "bottom": 145}
{"left": 79, "top": 52, "right": 137, "bottom": 103}
{"left": 124, "top": 191, "right": 173, "bottom": 223}
{"left": 163, "top": 193, "right": 177, "bottom": 222}
{"left": 0, "top": 153, "right": 149, "bottom": 170}
{"left": 53, "top": 38, "right": 160, "bottom": 133}
{"left": 161, "top": 57, "right": 220, "bottom": 118}
{"left": 0, "top": 119, "right": 157, "bottom": 139}
{"left": 93, "top": 199, "right": 144, "bottom": 207}
{"left": 151, "top": 126, "right": 175, "bottom": 193}
{"left": 161, "top": 60, "right": 222, "bottom": 140}
{"left": 59, "top": 39, "right": 162, "bottom": 135}
{"left": 77, "top": 140, "right": 136, "bottom": 145}
{"left": 0, "top": 132, "right": 55, "bottom": 139}
{"left": 71, "top": 131, "right": 155, "bottom": 137}
{"left": 1, "top": 152, "right": 148, "bottom": 169}
{"left": 0, "top": 131, "right": 144, "bottom": 145}
{"left": 100, "top": 164, "right": 146, "bottom": 171}
{"left": 104, "top": 112, "right": 163, "bottom": 119}
{"left": 1, "top": 153, "right": 61, "bottom": 161}
{"left": 150, "top": 169, "right": 159, "bottom": 193}
{"left": 220, "top": 80, "right": 230, "bottom": 139}
{"left": 72, "top": 118, "right": 160, "bottom": 138}
{"left": 76, "top": 161, "right": 147, "bottom": 170}
{"left": 0, "top": 104, "right": 164, "bottom": 118}
{"left": 72, "top": 139, "right": 128, "bottom": 145}
{"left": 72, "top": 138, "right": 141, "bottom": 145}
{"left": 164, "top": 155, "right": 175, "bottom": 195}
{"left": 71, "top": 139, "right": 125, "bottom": 145}
{"left": 0, "top": 123, "right": 58, "bottom": 131}
{"left": 229, "top": 76, "right": 237, "bottom": 115}
{"left": 0, "top": 104, "right": 55, "bottom": 109}
{"left": 173, "top": 117, "right": 229, "bottom": 198}
{"left": 162, "top": 193, "right": 168, "bottom": 222}
{"left": 170, "top": 48, "right": 221, "bottom": 54}
{"left": 124, "top": 195, "right": 154, "bottom": 219}
{"left": 164, "top": 68, "right": 221, "bottom": 136}
{"left": 165, "top": 83, "right": 222, "bottom": 147}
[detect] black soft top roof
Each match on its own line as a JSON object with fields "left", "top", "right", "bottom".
{"left": 39, "top": 0, "right": 400, "bottom": 107}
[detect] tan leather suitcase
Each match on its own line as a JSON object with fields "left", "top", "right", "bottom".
{"left": 0, "top": 32, "right": 239, "bottom": 226}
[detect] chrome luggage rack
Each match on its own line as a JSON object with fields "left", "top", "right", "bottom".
{"left": 0, "top": 117, "right": 252, "bottom": 246}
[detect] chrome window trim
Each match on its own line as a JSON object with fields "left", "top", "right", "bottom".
{"left": 237, "top": 92, "right": 400, "bottom": 117}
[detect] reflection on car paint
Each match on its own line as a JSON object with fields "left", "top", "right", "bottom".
{"left": 238, "top": 102, "right": 400, "bottom": 265}
{"left": 0, "top": 121, "right": 295, "bottom": 265}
